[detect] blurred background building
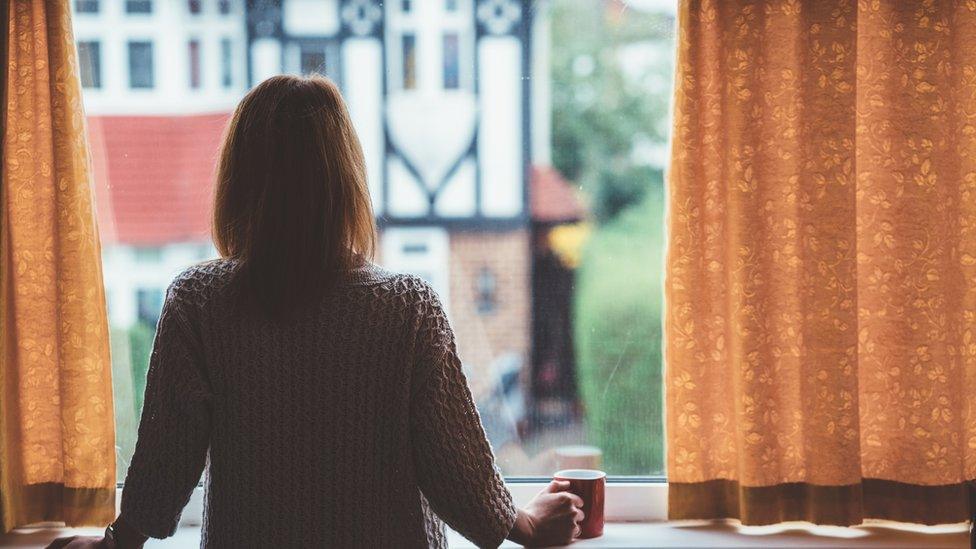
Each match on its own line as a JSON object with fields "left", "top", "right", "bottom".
{"left": 72, "top": 0, "right": 591, "bottom": 467}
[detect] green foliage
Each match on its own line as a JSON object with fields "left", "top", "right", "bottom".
{"left": 550, "top": 0, "right": 674, "bottom": 223}
{"left": 128, "top": 321, "right": 155, "bottom": 416}
{"left": 574, "top": 184, "right": 666, "bottom": 474}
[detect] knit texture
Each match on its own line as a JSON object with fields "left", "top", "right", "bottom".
{"left": 119, "top": 260, "right": 517, "bottom": 548}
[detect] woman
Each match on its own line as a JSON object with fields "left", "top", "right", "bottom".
{"left": 50, "top": 76, "right": 583, "bottom": 548}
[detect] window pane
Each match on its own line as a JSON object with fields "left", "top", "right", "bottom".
{"left": 76, "top": 0, "right": 675, "bottom": 481}
{"left": 442, "top": 32, "right": 460, "bottom": 90}
{"left": 126, "top": 0, "right": 152, "bottom": 14}
{"left": 300, "top": 47, "right": 327, "bottom": 76}
{"left": 401, "top": 33, "right": 416, "bottom": 90}
{"left": 128, "top": 41, "right": 154, "bottom": 88}
{"left": 188, "top": 0, "right": 202, "bottom": 14}
{"left": 189, "top": 40, "right": 202, "bottom": 89}
{"left": 221, "top": 38, "right": 233, "bottom": 87}
{"left": 75, "top": 0, "right": 99, "bottom": 14}
{"left": 219, "top": 0, "right": 231, "bottom": 14}
{"left": 77, "top": 41, "right": 102, "bottom": 89}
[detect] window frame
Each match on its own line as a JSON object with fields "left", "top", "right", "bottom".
{"left": 168, "top": 479, "right": 668, "bottom": 527}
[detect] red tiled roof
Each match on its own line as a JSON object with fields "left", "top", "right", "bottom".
{"left": 530, "top": 165, "right": 586, "bottom": 223}
{"left": 89, "top": 113, "right": 230, "bottom": 245}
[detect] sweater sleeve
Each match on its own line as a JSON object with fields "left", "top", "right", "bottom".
{"left": 410, "top": 283, "right": 518, "bottom": 549}
{"left": 119, "top": 286, "right": 212, "bottom": 538}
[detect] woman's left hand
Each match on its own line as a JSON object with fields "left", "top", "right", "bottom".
{"left": 45, "top": 535, "right": 112, "bottom": 549}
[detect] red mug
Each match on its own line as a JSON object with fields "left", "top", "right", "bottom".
{"left": 553, "top": 469, "right": 606, "bottom": 539}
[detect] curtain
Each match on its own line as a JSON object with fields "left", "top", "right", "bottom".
{"left": 1, "top": 0, "right": 115, "bottom": 531}
{"left": 667, "top": 0, "right": 976, "bottom": 525}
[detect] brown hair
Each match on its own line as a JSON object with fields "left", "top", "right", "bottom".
{"left": 213, "top": 75, "right": 376, "bottom": 317}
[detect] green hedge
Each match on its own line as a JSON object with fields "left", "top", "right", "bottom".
{"left": 574, "top": 179, "right": 665, "bottom": 474}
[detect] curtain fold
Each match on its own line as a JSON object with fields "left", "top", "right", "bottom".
{"left": 667, "top": 0, "right": 976, "bottom": 525}
{"left": 1, "top": 0, "right": 115, "bottom": 531}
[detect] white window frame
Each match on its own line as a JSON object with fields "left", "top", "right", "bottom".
{"left": 167, "top": 481, "right": 667, "bottom": 527}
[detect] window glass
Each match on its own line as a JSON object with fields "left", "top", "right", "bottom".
{"left": 126, "top": 0, "right": 152, "bottom": 14}
{"left": 77, "top": 41, "right": 102, "bottom": 89}
{"left": 300, "top": 47, "right": 327, "bottom": 76}
{"left": 75, "top": 0, "right": 99, "bottom": 14}
{"left": 221, "top": 38, "right": 233, "bottom": 88}
{"left": 76, "top": 0, "right": 675, "bottom": 481}
{"left": 128, "top": 41, "right": 154, "bottom": 88}
{"left": 134, "top": 247, "right": 162, "bottom": 263}
{"left": 401, "top": 33, "right": 417, "bottom": 90}
{"left": 189, "top": 40, "right": 202, "bottom": 89}
{"left": 442, "top": 32, "right": 460, "bottom": 90}
{"left": 219, "top": 0, "right": 232, "bottom": 15}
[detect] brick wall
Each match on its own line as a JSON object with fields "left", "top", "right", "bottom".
{"left": 447, "top": 228, "right": 531, "bottom": 401}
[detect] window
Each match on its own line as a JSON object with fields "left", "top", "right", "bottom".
{"left": 134, "top": 247, "right": 162, "bottom": 263}
{"left": 125, "top": 0, "right": 152, "bottom": 14}
{"left": 77, "top": 41, "right": 102, "bottom": 89}
{"left": 300, "top": 47, "right": 327, "bottom": 76}
{"left": 188, "top": 0, "right": 202, "bottom": 14}
{"left": 136, "top": 288, "right": 164, "bottom": 326}
{"left": 127, "top": 41, "right": 154, "bottom": 88}
{"left": 76, "top": 0, "right": 676, "bottom": 481}
{"left": 442, "top": 33, "right": 460, "bottom": 89}
{"left": 188, "top": 40, "right": 202, "bottom": 89}
{"left": 75, "top": 0, "right": 99, "bottom": 13}
{"left": 475, "top": 267, "right": 497, "bottom": 314}
{"left": 401, "top": 33, "right": 417, "bottom": 89}
{"left": 220, "top": 38, "right": 233, "bottom": 88}
{"left": 218, "top": 0, "right": 231, "bottom": 14}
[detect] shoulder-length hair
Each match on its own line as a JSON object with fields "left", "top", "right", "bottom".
{"left": 213, "top": 75, "right": 376, "bottom": 317}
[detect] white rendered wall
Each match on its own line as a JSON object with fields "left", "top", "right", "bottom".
{"left": 72, "top": 0, "right": 248, "bottom": 115}
{"left": 102, "top": 243, "right": 217, "bottom": 328}
{"left": 342, "top": 38, "right": 386, "bottom": 216}
{"left": 282, "top": 0, "right": 339, "bottom": 36}
{"left": 478, "top": 37, "right": 523, "bottom": 217}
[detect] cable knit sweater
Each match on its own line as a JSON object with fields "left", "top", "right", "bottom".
{"left": 119, "top": 260, "right": 517, "bottom": 548}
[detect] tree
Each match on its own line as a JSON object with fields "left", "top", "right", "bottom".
{"left": 550, "top": 0, "right": 674, "bottom": 223}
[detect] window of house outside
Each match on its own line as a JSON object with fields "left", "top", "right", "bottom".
{"left": 76, "top": 0, "right": 100, "bottom": 14}
{"left": 125, "top": 0, "right": 152, "bottom": 15}
{"left": 127, "top": 41, "right": 154, "bottom": 89}
{"left": 72, "top": 0, "right": 674, "bottom": 482}
{"left": 77, "top": 41, "right": 102, "bottom": 89}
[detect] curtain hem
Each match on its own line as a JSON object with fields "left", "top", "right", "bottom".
{"left": 0, "top": 484, "right": 115, "bottom": 532}
{"left": 668, "top": 478, "right": 970, "bottom": 526}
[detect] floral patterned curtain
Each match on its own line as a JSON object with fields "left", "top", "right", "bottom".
{"left": 1, "top": 0, "right": 115, "bottom": 531}
{"left": 667, "top": 0, "right": 976, "bottom": 524}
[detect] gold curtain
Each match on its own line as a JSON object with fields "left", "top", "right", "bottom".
{"left": 1, "top": 0, "right": 115, "bottom": 531}
{"left": 667, "top": 0, "right": 976, "bottom": 525}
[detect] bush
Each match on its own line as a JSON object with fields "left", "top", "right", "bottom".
{"left": 574, "top": 182, "right": 665, "bottom": 474}
{"left": 128, "top": 321, "right": 155, "bottom": 415}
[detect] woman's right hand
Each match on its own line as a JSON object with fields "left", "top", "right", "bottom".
{"left": 509, "top": 480, "right": 584, "bottom": 547}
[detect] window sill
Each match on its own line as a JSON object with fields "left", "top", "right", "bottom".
{"left": 0, "top": 483, "right": 966, "bottom": 547}
{"left": 2, "top": 521, "right": 966, "bottom": 548}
